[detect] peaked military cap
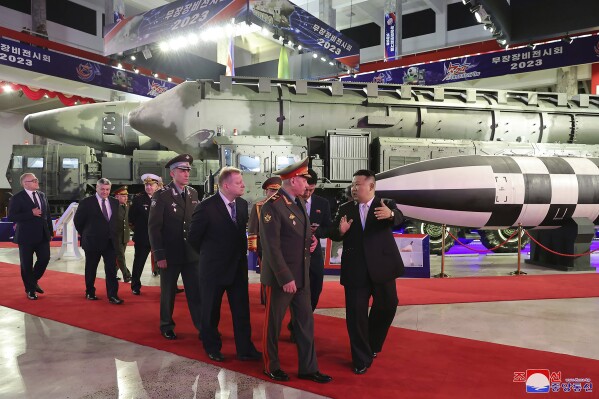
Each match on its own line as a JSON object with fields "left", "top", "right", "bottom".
{"left": 274, "top": 158, "right": 310, "bottom": 180}
{"left": 165, "top": 154, "right": 193, "bottom": 170}
{"left": 113, "top": 186, "right": 128, "bottom": 195}
{"left": 141, "top": 173, "right": 162, "bottom": 184}
{"left": 262, "top": 176, "right": 282, "bottom": 190}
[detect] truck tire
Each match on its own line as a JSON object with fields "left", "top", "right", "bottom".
{"left": 404, "top": 221, "right": 457, "bottom": 255}
{"left": 479, "top": 228, "right": 530, "bottom": 253}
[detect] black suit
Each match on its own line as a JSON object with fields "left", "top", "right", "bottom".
{"left": 188, "top": 193, "right": 258, "bottom": 356}
{"left": 305, "top": 194, "right": 332, "bottom": 310}
{"left": 7, "top": 190, "right": 53, "bottom": 294}
{"left": 129, "top": 193, "right": 153, "bottom": 291}
{"left": 148, "top": 182, "right": 201, "bottom": 333}
{"left": 74, "top": 194, "right": 120, "bottom": 298}
{"left": 330, "top": 197, "right": 404, "bottom": 369}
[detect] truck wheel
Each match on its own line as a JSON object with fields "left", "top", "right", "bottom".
{"left": 405, "top": 222, "right": 456, "bottom": 255}
{"left": 479, "top": 229, "right": 529, "bottom": 253}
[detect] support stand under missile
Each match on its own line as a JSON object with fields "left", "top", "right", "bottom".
{"left": 509, "top": 224, "right": 527, "bottom": 275}
{"left": 433, "top": 224, "right": 450, "bottom": 278}
{"left": 525, "top": 218, "right": 595, "bottom": 271}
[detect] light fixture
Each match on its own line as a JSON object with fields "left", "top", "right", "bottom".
{"left": 328, "top": 61, "right": 334, "bottom": 66}
{"left": 320, "top": 56, "right": 326, "bottom": 62}
{"left": 142, "top": 46, "right": 152, "bottom": 59}
{"left": 153, "top": 72, "right": 159, "bottom": 78}
{"left": 471, "top": 5, "right": 489, "bottom": 23}
{"left": 159, "top": 42, "right": 169, "bottom": 52}
{"left": 167, "top": 77, "right": 172, "bottom": 82}
{"left": 497, "top": 38, "right": 507, "bottom": 46}
{"left": 3, "top": 84, "right": 13, "bottom": 92}
{"left": 297, "top": 44, "right": 302, "bottom": 51}
{"left": 134, "top": 68, "right": 139, "bottom": 74}
{"left": 117, "top": 62, "right": 123, "bottom": 69}
{"left": 130, "top": 55, "right": 136, "bottom": 61}
{"left": 312, "top": 53, "right": 318, "bottom": 58}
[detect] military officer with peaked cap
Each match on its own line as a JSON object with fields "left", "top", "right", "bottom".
{"left": 259, "top": 158, "right": 332, "bottom": 384}
{"left": 129, "top": 173, "right": 162, "bottom": 295}
{"left": 148, "top": 154, "right": 202, "bottom": 340}
{"left": 113, "top": 186, "right": 132, "bottom": 283}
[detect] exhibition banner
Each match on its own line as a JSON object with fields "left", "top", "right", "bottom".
{"left": 0, "top": 37, "right": 176, "bottom": 98}
{"left": 384, "top": 12, "right": 397, "bottom": 61}
{"left": 103, "top": 0, "right": 247, "bottom": 56}
{"left": 248, "top": 0, "right": 360, "bottom": 68}
{"left": 342, "top": 33, "right": 599, "bottom": 85}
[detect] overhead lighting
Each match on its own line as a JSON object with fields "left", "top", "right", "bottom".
{"left": 134, "top": 68, "right": 139, "bottom": 74}
{"left": 312, "top": 53, "right": 318, "bottom": 58}
{"left": 328, "top": 61, "right": 334, "bottom": 66}
{"left": 167, "top": 77, "right": 172, "bottom": 82}
{"left": 117, "top": 62, "right": 123, "bottom": 69}
{"left": 497, "top": 38, "right": 507, "bottom": 46}
{"left": 159, "top": 42, "right": 169, "bottom": 52}
{"left": 187, "top": 33, "right": 198, "bottom": 45}
{"left": 471, "top": 5, "right": 489, "bottom": 23}
{"left": 3, "top": 84, "right": 13, "bottom": 92}
{"left": 153, "top": 72, "right": 159, "bottom": 78}
{"left": 142, "top": 46, "right": 152, "bottom": 59}
{"left": 297, "top": 44, "right": 302, "bottom": 51}
{"left": 130, "top": 55, "right": 136, "bottom": 61}
{"left": 320, "top": 56, "right": 326, "bottom": 62}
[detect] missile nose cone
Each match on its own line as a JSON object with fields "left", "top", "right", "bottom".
{"left": 23, "top": 115, "right": 31, "bottom": 133}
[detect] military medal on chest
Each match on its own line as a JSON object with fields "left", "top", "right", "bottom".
{"left": 289, "top": 213, "right": 296, "bottom": 225}
{"left": 172, "top": 202, "right": 177, "bottom": 212}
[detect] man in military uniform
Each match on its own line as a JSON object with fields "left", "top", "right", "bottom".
{"left": 248, "top": 176, "right": 282, "bottom": 305}
{"left": 113, "top": 186, "right": 132, "bottom": 283}
{"left": 259, "top": 158, "right": 332, "bottom": 384}
{"left": 148, "top": 154, "right": 202, "bottom": 340}
{"left": 129, "top": 173, "right": 162, "bottom": 295}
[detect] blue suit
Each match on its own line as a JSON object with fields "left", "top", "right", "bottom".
{"left": 8, "top": 190, "right": 53, "bottom": 294}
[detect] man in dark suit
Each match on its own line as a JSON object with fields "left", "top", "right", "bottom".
{"left": 148, "top": 154, "right": 201, "bottom": 340}
{"left": 288, "top": 169, "right": 332, "bottom": 341}
{"left": 8, "top": 173, "right": 53, "bottom": 300}
{"left": 129, "top": 173, "right": 162, "bottom": 295}
{"left": 330, "top": 169, "right": 404, "bottom": 375}
{"left": 188, "top": 167, "right": 261, "bottom": 362}
{"left": 260, "top": 158, "right": 332, "bottom": 384}
{"left": 113, "top": 186, "right": 132, "bottom": 283}
{"left": 74, "top": 178, "right": 124, "bottom": 304}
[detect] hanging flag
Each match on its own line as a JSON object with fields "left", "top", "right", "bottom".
{"left": 225, "top": 35, "right": 235, "bottom": 77}
{"left": 113, "top": 0, "right": 125, "bottom": 23}
{"left": 277, "top": 46, "right": 289, "bottom": 79}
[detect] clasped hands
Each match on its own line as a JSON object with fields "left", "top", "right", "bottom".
{"left": 339, "top": 199, "right": 394, "bottom": 234}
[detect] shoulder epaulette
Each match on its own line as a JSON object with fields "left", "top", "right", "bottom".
{"left": 187, "top": 186, "right": 197, "bottom": 193}
{"left": 266, "top": 193, "right": 281, "bottom": 203}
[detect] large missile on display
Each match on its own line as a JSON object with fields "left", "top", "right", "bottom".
{"left": 128, "top": 77, "right": 599, "bottom": 159}
{"left": 375, "top": 155, "right": 599, "bottom": 229}
{"left": 23, "top": 101, "right": 166, "bottom": 155}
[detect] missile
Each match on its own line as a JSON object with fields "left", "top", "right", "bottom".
{"left": 375, "top": 155, "right": 599, "bottom": 229}
{"left": 128, "top": 78, "right": 599, "bottom": 160}
{"left": 23, "top": 101, "right": 166, "bottom": 155}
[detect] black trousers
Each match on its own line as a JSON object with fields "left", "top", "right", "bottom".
{"left": 344, "top": 279, "right": 398, "bottom": 368}
{"left": 199, "top": 265, "right": 256, "bottom": 356}
{"left": 131, "top": 243, "right": 151, "bottom": 291}
{"left": 84, "top": 241, "right": 119, "bottom": 298}
{"left": 18, "top": 240, "right": 50, "bottom": 293}
{"left": 159, "top": 260, "right": 201, "bottom": 333}
{"left": 309, "top": 266, "right": 324, "bottom": 311}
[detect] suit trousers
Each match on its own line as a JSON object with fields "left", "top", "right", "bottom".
{"left": 159, "top": 260, "right": 202, "bottom": 333}
{"left": 309, "top": 266, "right": 324, "bottom": 311}
{"left": 199, "top": 266, "right": 255, "bottom": 356}
{"left": 115, "top": 241, "right": 131, "bottom": 279}
{"left": 262, "top": 285, "right": 318, "bottom": 374}
{"left": 344, "top": 279, "right": 398, "bottom": 368}
{"left": 131, "top": 243, "right": 151, "bottom": 291}
{"left": 18, "top": 240, "right": 50, "bottom": 293}
{"left": 84, "top": 241, "right": 119, "bottom": 298}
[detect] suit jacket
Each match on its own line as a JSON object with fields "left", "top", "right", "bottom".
{"left": 330, "top": 196, "right": 405, "bottom": 287}
{"left": 188, "top": 193, "right": 249, "bottom": 286}
{"left": 259, "top": 189, "right": 311, "bottom": 289}
{"left": 148, "top": 181, "right": 200, "bottom": 264}
{"left": 115, "top": 203, "right": 130, "bottom": 246}
{"left": 7, "top": 190, "right": 53, "bottom": 245}
{"left": 74, "top": 195, "right": 120, "bottom": 252}
{"left": 307, "top": 194, "right": 332, "bottom": 273}
{"left": 128, "top": 193, "right": 152, "bottom": 246}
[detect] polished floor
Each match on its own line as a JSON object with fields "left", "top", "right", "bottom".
{"left": 1, "top": 245, "right": 598, "bottom": 398}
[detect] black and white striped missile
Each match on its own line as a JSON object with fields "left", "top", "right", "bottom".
{"left": 375, "top": 155, "right": 599, "bottom": 229}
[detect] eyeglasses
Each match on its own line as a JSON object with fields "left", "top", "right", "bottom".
{"left": 24, "top": 179, "right": 39, "bottom": 183}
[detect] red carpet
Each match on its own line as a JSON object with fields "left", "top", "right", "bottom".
{"left": 1, "top": 262, "right": 598, "bottom": 399}
{"left": 315, "top": 273, "right": 599, "bottom": 309}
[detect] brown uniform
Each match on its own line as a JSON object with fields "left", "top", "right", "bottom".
{"left": 259, "top": 189, "right": 318, "bottom": 374}
{"left": 115, "top": 202, "right": 131, "bottom": 281}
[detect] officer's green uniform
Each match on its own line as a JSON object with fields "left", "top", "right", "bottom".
{"left": 113, "top": 186, "right": 131, "bottom": 282}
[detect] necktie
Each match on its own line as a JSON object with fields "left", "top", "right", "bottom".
{"left": 181, "top": 189, "right": 186, "bottom": 201}
{"left": 102, "top": 198, "right": 109, "bottom": 221}
{"left": 228, "top": 202, "right": 237, "bottom": 223}
{"left": 32, "top": 191, "right": 40, "bottom": 208}
{"left": 360, "top": 203, "right": 368, "bottom": 229}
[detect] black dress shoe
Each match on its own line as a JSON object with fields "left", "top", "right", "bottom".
{"left": 108, "top": 296, "right": 124, "bottom": 304}
{"left": 116, "top": 276, "right": 122, "bottom": 280}
{"left": 162, "top": 330, "right": 177, "bottom": 340}
{"left": 264, "top": 369, "right": 289, "bottom": 382}
{"left": 207, "top": 351, "right": 225, "bottom": 362}
{"left": 175, "top": 287, "right": 184, "bottom": 294}
{"left": 353, "top": 365, "right": 369, "bottom": 375}
{"left": 152, "top": 271, "right": 158, "bottom": 276}
{"left": 237, "top": 350, "right": 262, "bottom": 361}
{"left": 26, "top": 291, "right": 38, "bottom": 300}
{"left": 124, "top": 276, "right": 132, "bottom": 283}
{"left": 298, "top": 371, "right": 333, "bottom": 383}
{"left": 131, "top": 289, "right": 140, "bottom": 295}
{"left": 372, "top": 352, "right": 378, "bottom": 358}
{"left": 35, "top": 284, "right": 44, "bottom": 294}
{"left": 85, "top": 293, "right": 99, "bottom": 300}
